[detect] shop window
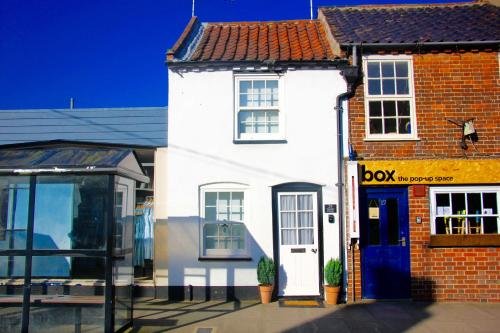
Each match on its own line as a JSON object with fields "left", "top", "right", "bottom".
{"left": 200, "top": 183, "right": 249, "bottom": 258}
{"left": 430, "top": 187, "right": 500, "bottom": 236}
{"left": 363, "top": 55, "right": 417, "bottom": 140}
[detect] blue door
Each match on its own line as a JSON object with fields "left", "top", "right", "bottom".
{"left": 360, "top": 187, "right": 410, "bottom": 299}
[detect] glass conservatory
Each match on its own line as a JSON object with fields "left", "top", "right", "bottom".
{"left": 0, "top": 146, "right": 148, "bottom": 332}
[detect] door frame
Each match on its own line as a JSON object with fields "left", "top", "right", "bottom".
{"left": 271, "top": 182, "right": 324, "bottom": 297}
{"left": 359, "top": 186, "right": 410, "bottom": 299}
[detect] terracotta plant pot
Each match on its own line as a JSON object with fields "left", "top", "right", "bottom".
{"left": 324, "top": 285, "right": 340, "bottom": 305}
{"left": 259, "top": 284, "right": 273, "bottom": 304}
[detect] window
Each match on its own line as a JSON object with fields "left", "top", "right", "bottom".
{"left": 430, "top": 187, "right": 500, "bottom": 235}
{"left": 200, "top": 184, "right": 248, "bottom": 257}
{"left": 235, "top": 76, "right": 283, "bottom": 141}
{"left": 363, "top": 56, "right": 417, "bottom": 139}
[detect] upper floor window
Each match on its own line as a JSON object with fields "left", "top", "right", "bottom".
{"left": 430, "top": 187, "right": 499, "bottom": 235}
{"left": 235, "top": 75, "right": 284, "bottom": 141}
{"left": 200, "top": 183, "right": 249, "bottom": 258}
{"left": 363, "top": 56, "right": 417, "bottom": 140}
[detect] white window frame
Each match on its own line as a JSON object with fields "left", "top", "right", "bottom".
{"left": 429, "top": 186, "right": 500, "bottom": 235}
{"left": 234, "top": 74, "right": 285, "bottom": 141}
{"left": 199, "top": 182, "right": 250, "bottom": 258}
{"left": 363, "top": 55, "right": 418, "bottom": 141}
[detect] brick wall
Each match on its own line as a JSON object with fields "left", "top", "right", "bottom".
{"left": 346, "top": 50, "right": 500, "bottom": 303}
{"left": 349, "top": 51, "right": 500, "bottom": 160}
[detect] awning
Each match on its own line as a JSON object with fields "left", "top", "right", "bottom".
{"left": 0, "top": 147, "right": 149, "bottom": 183}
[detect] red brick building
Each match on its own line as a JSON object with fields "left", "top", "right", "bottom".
{"left": 319, "top": 1, "right": 500, "bottom": 302}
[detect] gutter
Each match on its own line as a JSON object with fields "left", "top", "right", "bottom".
{"left": 334, "top": 46, "right": 361, "bottom": 303}
{"left": 342, "top": 40, "right": 499, "bottom": 48}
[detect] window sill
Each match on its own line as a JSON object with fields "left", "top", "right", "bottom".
{"left": 198, "top": 257, "right": 252, "bottom": 261}
{"left": 233, "top": 139, "right": 287, "bottom": 145}
{"left": 429, "top": 234, "right": 500, "bottom": 247}
{"left": 364, "top": 137, "right": 420, "bottom": 142}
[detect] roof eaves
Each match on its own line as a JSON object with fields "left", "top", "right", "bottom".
{"left": 166, "top": 16, "right": 204, "bottom": 62}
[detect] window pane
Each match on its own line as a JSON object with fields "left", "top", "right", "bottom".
{"left": 205, "top": 207, "right": 216, "bottom": 221}
{"left": 369, "top": 101, "right": 382, "bottom": 117}
{"left": 483, "top": 217, "right": 498, "bottom": 234}
{"left": 31, "top": 256, "right": 104, "bottom": 279}
{"left": 240, "top": 81, "right": 251, "bottom": 94}
{"left": 435, "top": 217, "right": 447, "bottom": 234}
{"left": 436, "top": 193, "right": 450, "bottom": 214}
{"left": 387, "top": 198, "right": 399, "bottom": 245}
{"left": 382, "top": 79, "right": 395, "bottom": 94}
{"left": 367, "top": 62, "right": 380, "bottom": 78}
{"left": 281, "top": 230, "right": 296, "bottom": 245}
{"left": 368, "top": 79, "right": 381, "bottom": 95}
{"left": 267, "top": 80, "right": 279, "bottom": 106}
{"left": 381, "top": 62, "right": 395, "bottom": 77}
{"left": 232, "top": 223, "right": 245, "bottom": 237}
{"left": 451, "top": 193, "right": 466, "bottom": 214}
{"left": 397, "top": 101, "right": 410, "bottom": 116}
{"left": 298, "top": 229, "right": 314, "bottom": 245}
{"left": 395, "top": 61, "right": 408, "bottom": 77}
{"left": 0, "top": 256, "right": 24, "bottom": 333}
{"left": 398, "top": 118, "right": 411, "bottom": 134}
{"left": 268, "top": 123, "right": 279, "bottom": 133}
{"left": 205, "top": 192, "right": 217, "bottom": 206}
{"left": 205, "top": 237, "right": 217, "bottom": 249}
{"left": 267, "top": 111, "right": 279, "bottom": 122}
{"left": 239, "top": 94, "right": 249, "bottom": 107}
{"left": 297, "top": 195, "right": 312, "bottom": 210}
{"left": 281, "top": 212, "right": 296, "bottom": 228}
{"left": 468, "top": 217, "right": 482, "bottom": 234}
{"left": 204, "top": 224, "right": 217, "bottom": 237}
{"left": 0, "top": 255, "right": 24, "bottom": 278}
{"left": 219, "top": 224, "right": 230, "bottom": 237}
{"left": 280, "top": 195, "right": 295, "bottom": 211}
{"left": 254, "top": 111, "right": 266, "bottom": 123}
{"left": 369, "top": 218, "right": 380, "bottom": 245}
{"left": 483, "top": 193, "right": 497, "bottom": 214}
{"left": 239, "top": 122, "right": 253, "bottom": 134}
{"left": 396, "top": 79, "right": 409, "bottom": 94}
{"left": 231, "top": 192, "right": 244, "bottom": 209}
{"left": 384, "top": 118, "right": 397, "bottom": 133}
{"left": 255, "top": 123, "right": 267, "bottom": 133}
{"left": 369, "top": 119, "right": 383, "bottom": 134}
{"left": 298, "top": 212, "right": 313, "bottom": 228}
{"left": 383, "top": 101, "right": 396, "bottom": 116}
{"left": 467, "top": 193, "right": 481, "bottom": 215}
{"left": 0, "top": 177, "right": 30, "bottom": 250}
{"left": 34, "top": 176, "right": 107, "bottom": 250}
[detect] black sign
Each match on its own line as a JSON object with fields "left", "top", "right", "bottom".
{"left": 324, "top": 204, "right": 337, "bottom": 213}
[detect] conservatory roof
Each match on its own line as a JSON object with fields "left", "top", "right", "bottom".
{"left": 0, "top": 146, "right": 149, "bottom": 183}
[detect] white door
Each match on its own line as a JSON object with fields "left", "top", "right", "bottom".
{"left": 277, "top": 192, "right": 320, "bottom": 296}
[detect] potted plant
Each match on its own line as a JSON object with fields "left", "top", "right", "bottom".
{"left": 257, "top": 256, "right": 275, "bottom": 304}
{"left": 324, "top": 258, "right": 342, "bottom": 305}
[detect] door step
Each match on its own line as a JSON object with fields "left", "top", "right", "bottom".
{"left": 278, "top": 299, "right": 323, "bottom": 308}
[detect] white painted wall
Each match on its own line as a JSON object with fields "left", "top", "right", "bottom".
{"left": 166, "top": 67, "right": 347, "bottom": 287}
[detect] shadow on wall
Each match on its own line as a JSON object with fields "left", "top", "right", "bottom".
{"left": 163, "top": 216, "right": 268, "bottom": 302}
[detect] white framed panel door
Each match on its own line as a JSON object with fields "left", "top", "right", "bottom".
{"left": 277, "top": 192, "right": 320, "bottom": 296}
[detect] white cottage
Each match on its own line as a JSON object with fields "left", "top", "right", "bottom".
{"left": 164, "top": 17, "right": 355, "bottom": 300}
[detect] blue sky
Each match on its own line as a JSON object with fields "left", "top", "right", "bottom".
{"left": 0, "top": 0, "right": 465, "bottom": 109}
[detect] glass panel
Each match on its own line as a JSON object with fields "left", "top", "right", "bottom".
{"left": 281, "top": 230, "right": 296, "bottom": 245}
{"left": 397, "top": 101, "right": 410, "bottom": 116}
{"left": 386, "top": 198, "right": 399, "bottom": 245}
{"left": 239, "top": 121, "right": 253, "bottom": 134}
{"left": 205, "top": 207, "right": 216, "bottom": 221}
{"left": 253, "top": 81, "right": 265, "bottom": 106}
{"left": 368, "top": 79, "right": 381, "bottom": 95}
{"left": 280, "top": 195, "right": 295, "bottom": 211}
{"left": 369, "top": 218, "right": 380, "bottom": 245}
{"left": 255, "top": 123, "right": 267, "bottom": 133}
{"left": 395, "top": 61, "right": 408, "bottom": 77}
{"left": 230, "top": 192, "right": 243, "bottom": 209}
{"left": 267, "top": 111, "right": 279, "bottom": 122}
{"left": 205, "top": 237, "right": 217, "bottom": 249}
{"left": 298, "top": 212, "right": 313, "bottom": 228}
{"left": 467, "top": 193, "right": 481, "bottom": 215}
{"left": 217, "top": 192, "right": 230, "bottom": 221}
{"left": 436, "top": 193, "right": 450, "bottom": 214}
{"left": 384, "top": 118, "right": 397, "bottom": 133}
{"left": 205, "top": 192, "right": 217, "bottom": 207}
{"left": 451, "top": 193, "right": 466, "bottom": 214}
{"left": 297, "top": 195, "right": 312, "bottom": 210}
{"left": 483, "top": 193, "right": 497, "bottom": 214}
{"left": 31, "top": 256, "right": 105, "bottom": 279}
{"left": 435, "top": 217, "right": 447, "bottom": 234}
{"left": 232, "top": 223, "right": 245, "bottom": 237}
{"left": 280, "top": 212, "right": 296, "bottom": 228}
{"left": 398, "top": 118, "right": 411, "bottom": 134}
{"left": 396, "top": 79, "right": 409, "bottom": 94}
{"left": 33, "top": 176, "right": 108, "bottom": 250}
{"left": 483, "top": 217, "right": 498, "bottom": 234}
{"left": 468, "top": 217, "right": 481, "bottom": 234}
{"left": 381, "top": 62, "right": 394, "bottom": 77}
{"left": 268, "top": 123, "right": 279, "bottom": 133}
{"left": 0, "top": 256, "right": 24, "bottom": 333}
{"left": 114, "top": 239, "right": 133, "bottom": 332}
{"left": 367, "top": 62, "right": 380, "bottom": 78}
{"left": 239, "top": 94, "right": 249, "bottom": 107}
{"left": 266, "top": 80, "right": 279, "bottom": 106}
{"left": 382, "top": 79, "right": 395, "bottom": 94}
{"left": 239, "top": 81, "right": 251, "bottom": 94}
{"left": 383, "top": 101, "right": 396, "bottom": 116}
{"left": 298, "top": 229, "right": 314, "bottom": 245}
{"left": 204, "top": 224, "right": 217, "bottom": 238}
{"left": 369, "top": 119, "right": 383, "bottom": 134}
{"left": 369, "top": 101, "right": 382, "bottom": 117}
{"left": 0, "top": 176, "right": 30, "bottom": 250}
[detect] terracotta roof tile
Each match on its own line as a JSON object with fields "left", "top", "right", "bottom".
{"left": 172, "top": 20, "right": 337, "bottom": 62}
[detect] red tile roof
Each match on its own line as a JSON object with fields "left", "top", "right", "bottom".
{"left": 168, "top": 19, "right": 337, "bottom": 63}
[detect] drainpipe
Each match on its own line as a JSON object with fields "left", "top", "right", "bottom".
{"left": 334, "top": 46, "right": 360, "bottom": 303}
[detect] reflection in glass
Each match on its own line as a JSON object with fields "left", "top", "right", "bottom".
{"left": 0, "top": 256, "right": 25, "bottom": 333}
{"left": 0, "top": 177, "right": 30, "bottom": 250}
{"left": 33, "top": 176, "right": 108, "bottom": 250}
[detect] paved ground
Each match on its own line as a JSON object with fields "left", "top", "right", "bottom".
{"left": 128, "top": 298, "right": 500, "bottom": 333}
